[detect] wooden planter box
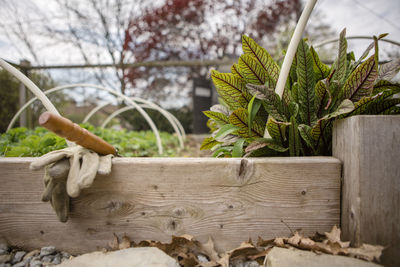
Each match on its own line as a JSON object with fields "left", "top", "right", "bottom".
{"left": 333, "top": 115, "right": 400, "bottom": 247}
{"left": 0, "top": 157, "right": 340, "bottom": 253}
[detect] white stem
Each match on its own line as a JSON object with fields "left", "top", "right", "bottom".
{"left": 0, "top": 58, "right": 60, "bottom": 116}
{"left": 264, "top": 0, "right": 318, "bottom": 138}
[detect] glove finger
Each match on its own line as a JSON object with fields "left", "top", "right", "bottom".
{"left": 48, "top": 158, "right": 70, "bottom": 180}
{"left": 30, "top": 150, "right": 68, "bottom": 171}
{"left": 66, "top": 154, "right": 82, "bottom": 198}
{"left": 42, "top": 170, "right": 55, "bottom": 202}
{"left": 51, "top": 182, "right": 69, "bottom": 223}
{"left": 30, "top": 146, "right": 78, "bottom": 171}
{"left": 97, "top": 154, "right": 113, "bottom": 175}
{"left": 78, "top": 150, "right": 100, "bottom": 189}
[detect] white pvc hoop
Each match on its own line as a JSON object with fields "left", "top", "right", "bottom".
{"left": 7, "top": 83, "right": 164, "bottom": 154}
{"left": 83, "top": 98, "right": 186, "bottom": 140}
{"left": 0, "top": 58, "right": 74, "bottom": 147}
{"left": 83, "top": 99, "right": 186, "bottom": 148}
{"left": 131, "top": 97, "right": 187, "bottom": 141}
{"left": 100, "top": 104, "right": 184, "bottom": 149}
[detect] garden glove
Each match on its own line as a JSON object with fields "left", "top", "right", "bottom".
{"left": 41, "top": 159, "right": 70, "bottom": 222}
{"left": 30, "top": 145, "right": 113, "bottom": 222}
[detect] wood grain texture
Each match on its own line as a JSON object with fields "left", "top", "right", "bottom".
{"left": 333, "top": 115, "right": 400, "bottom": 246}
{"left": 0, "top": 157, "right": 340, "bottom": 254}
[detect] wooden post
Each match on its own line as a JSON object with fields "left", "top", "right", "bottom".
{"left": 333, "top": 115, "right": 400, "bottom": 246}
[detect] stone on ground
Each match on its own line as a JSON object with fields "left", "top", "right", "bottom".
{"left": 265, "top": 247, "right": 382, "bottom": 267}
{"left": 58, "top": 247, "right": 179, "bottom": 267}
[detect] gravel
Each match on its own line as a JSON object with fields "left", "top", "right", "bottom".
{"left": 0, "top": 242, "right": 73, "bottom": 267}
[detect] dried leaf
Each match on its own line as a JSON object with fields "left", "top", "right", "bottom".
{"left": 257, "top": 237, "right": 275, "bottom": 247}
{"left": 119, "top": 234, "right": 131, "bottom": 250}
{"left": 109, "top": 233, "right": 119, "bottom": 251}
{"left": 346, "top": 244, "right": 384, "bottom": 262}
{"left": 287, "top": 232, "right": 302, "bottom": 246}
{"left": 298, "top": 237, "right": 318, "bottom": 250}
{"left": 274, "top": 238, "right": 286, "bottom": 247}
{"left": 229, "top": 242, "right": 259, "bottom": 259}
{"left": 199, "top": 237, "right": 219, "bottom": 262}
{"left": 217, "top": 253, "right": 230, "bottom": 267}
{"left": 325, "top": 225, "right": 350, "bottom": 248}
{"left": 247, "top": 247, "right": 271, "bottom": 261}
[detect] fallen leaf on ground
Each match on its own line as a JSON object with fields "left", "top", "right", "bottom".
{"left": 257, "top": 237, "right": 275, "bottom": 247}
{"left": 119, "top": 234, "right": 131, "bottom": 250}
{"left": 287, "top": 232, "right": 302, "bottom": 246}
{"left": 199, "top": 237, "right": 219, "bottom": 262}
{"left": 346, "top": 244, "right": 384, "bottom": 262}
{"left": 324, "top": 225, "right": 350, "bottom": 248}
{"left": 274, "top": 237, "right": 286, "bottom": 247}
{"left": 108, "top": 233, "right": 119, "bottom": 251}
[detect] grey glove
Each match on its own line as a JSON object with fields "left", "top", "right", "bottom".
{"left": 30, "top": 145, "right": 113, "bottom": 222}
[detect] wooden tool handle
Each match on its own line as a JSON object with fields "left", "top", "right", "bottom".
{"left": 39, "top": 112, "right": 117, "bottom": 155}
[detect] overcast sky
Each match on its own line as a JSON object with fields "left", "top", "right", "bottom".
{"left": 315, "top": 0, "right": 400, "bottom": 56}
{"left": 0, "top": 0, "right": 399, "bottom": 65}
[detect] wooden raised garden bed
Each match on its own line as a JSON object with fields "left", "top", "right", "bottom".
{"left": 0, "top": 157, "right": 340, "bottom": 253}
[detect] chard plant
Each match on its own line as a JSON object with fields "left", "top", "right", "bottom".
{"left": 201, "top": 29, "right": 400, "bottom": 157}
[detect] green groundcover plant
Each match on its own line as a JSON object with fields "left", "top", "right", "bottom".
{"left": 201, "top": 29, "right": 400, "bottom": 157}
{"left": 0, "top": 124, "right": 180, "bottom": 157}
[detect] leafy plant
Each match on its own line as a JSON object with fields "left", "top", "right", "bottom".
{"left": 201, "top": 29, "right": 400, "bottom": 157}
{"left": 0, "top": 124, "right": 180, "bottom": 157}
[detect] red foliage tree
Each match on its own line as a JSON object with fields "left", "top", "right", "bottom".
{"left": 122, "top": 0, "right": 301, "bottom": 94}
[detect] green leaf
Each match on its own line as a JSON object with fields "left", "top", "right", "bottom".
{"left": 242, "top": 35, "right": 280, "bottom": 87}
{"left": 200, "top": 137, "right": 221, "bottom": 150}
{"left": 341, "top": 55, "right": 378, "bottom": 102}
{"left": 210, "top": 104, "right": 230, "bottom": 115}
{"left": 245, "top": 138, "right": 288, "bottom": 154}
{"left": 207, "top": 119, "right": 219, "bottom": 133}
{"left": 246, "top": 84, "right": 287, "bottom": 121}
{"left": 229, "top": 108, "right": 265, "bottom": 138}
{"left": 247, "top": 95, "right": 262, "bottom": 135}
{"left": 310, "top": 119, "right": 331, "bottom": 154}
{"left": 231, "top": 64, "right": 244, "bottom": 79}
{"left": 315, "top": 79, "right": 332, "bottom": 116}
{"left": 380, "top": 106, "right": 400, "bottom": 115}
{"left": 298, "top": 124, "right": 315, "bottom": 152}
{"left": 232, "top": 138, "right": 246, "bottom": 157}
{"left": 211, "top": 70, "right": 250, "bottom": 110}
{"left": 296, "top": 39, "right": 317, "bottom": 126}
{"left": 238, "top": 54, "right": 266, "bottom": 85}
{"left": 333, "top": 28, "right": 348, "bottom": 84}
{"left": 291, "top": 82, "right": 299, "bottom": 103}
{"left": 289, "top": 56, "right": 298, "bottom": 86}
{"left": 214, "top": 124, "right": 241, "bottom": 139}
{"left": 372, "top": 80, "right": 400, "bottom": 96}
{"left": 213, "top": 146, "right": 233, "bottom": 158}
{"left": 372, "top": 80, "right": 400, "bottom": 95}
{"left": 289, "top": 116, "right": 301, "bottom": 156}
{"left": 363, "top": 98, "right": 400, "bottom": 114}
{"left": 322, "top": 99, "right": 354, "bottom": 120}
{"left": 288, "top": 102, "right": 299, "bottom": 118}
{"left": 203, "top": 111, "right": 229, "bottom": 125}
{"left": 310, "top": 46, "right": 330, "bottom": 80}
{"left": 5, "top": 146, "right": 32, "bottom": 157}
{"left": 266, "top": 117, "right": 290, "bottom": 144}
{"left": 377, "top": 59, "right": 400, "bottom": 82}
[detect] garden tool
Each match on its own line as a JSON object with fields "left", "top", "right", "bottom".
{"left": 30, "top": 112, "right": 116, "bottom": 222}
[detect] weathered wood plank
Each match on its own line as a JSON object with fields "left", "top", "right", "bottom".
{"left": 333, "top": 115, "right": 400, "bottom": 246}
{"left": 0, "top": 157, "right": 340, "bottom": 253}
